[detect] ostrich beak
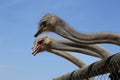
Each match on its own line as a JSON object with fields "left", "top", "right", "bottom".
{"left": 34, "top": 25, "right": 45, "bottom": 37}
{"left": 32, "top": 45, "right": 42, "bottom": 56}
{"left": 32, "top": 39, "right": 46, "bottom": 56}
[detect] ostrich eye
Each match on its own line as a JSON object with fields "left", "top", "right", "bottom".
{"left": 38, "top": 39, "right": 44, "bottom": 44}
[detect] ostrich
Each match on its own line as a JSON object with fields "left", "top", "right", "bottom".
{"left": 32, "top": 35, "right": 112, "bottom": 59}
{"left": 32, "top": 35, "right": 96, "bottom": 80}
{"left": 34, "top": 14, "right": 120, "bottom": 46}
{"left": 32, "top": 35, "right": 86, "bottom": 68}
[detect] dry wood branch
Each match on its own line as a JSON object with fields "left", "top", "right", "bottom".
{"left": 53, "top": 53, "right": 120, "bottom": 80}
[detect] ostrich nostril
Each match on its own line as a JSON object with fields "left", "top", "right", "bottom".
{"left": 40, "top": 21, "right": 47, "bottom": 27}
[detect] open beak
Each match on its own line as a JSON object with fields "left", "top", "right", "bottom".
{"left": 34, "top": 25, "right": 45, "bottom": 37}
{"left": 32, "top": 43, "right": 46, "bottom": 56}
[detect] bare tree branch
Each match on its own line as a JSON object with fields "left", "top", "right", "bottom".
{"left": 53, "top": 53, "right": 120, "bottom": 80}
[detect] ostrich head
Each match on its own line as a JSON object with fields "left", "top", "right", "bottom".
{"left": 32, "top": 35, "right": 52, "bottom": 56}
{"left": 34, "top": 14, "right": 68, "bottom": 37}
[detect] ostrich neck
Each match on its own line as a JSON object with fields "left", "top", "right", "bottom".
{"left": 56, "top": 39, "right": 112, "bottom": 58}
{"left": 54, "top": 24, "right": 120, "bottom": 46}
{"left": 48, "top": 49, "right": 86, "bottom": 68}
{"left": 48, "top": 41, "right": 101, "bottom": 58}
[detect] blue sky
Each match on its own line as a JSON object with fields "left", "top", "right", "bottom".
{"left": 0, "top": 0, "right": 120, "bottom": 80}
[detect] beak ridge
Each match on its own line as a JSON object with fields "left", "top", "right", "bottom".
{"left": 34, "top": 25, "right": 44, "bottom": 37}
{"left": 34, "top": 30, "right": 41, "bottom": 37}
